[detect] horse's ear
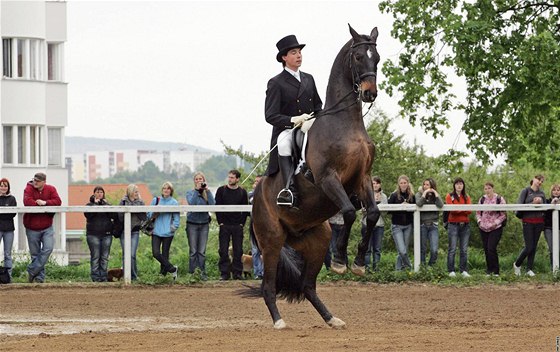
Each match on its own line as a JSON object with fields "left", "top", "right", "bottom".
{"left": 370, "top": 27, "right": 379, "bottom": 43}
{"left": 348, "top": 23, "right": 360, "bottom": 41}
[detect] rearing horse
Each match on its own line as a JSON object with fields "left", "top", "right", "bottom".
{"left": 252, "top": 25, "right": 381, "bottom": 329}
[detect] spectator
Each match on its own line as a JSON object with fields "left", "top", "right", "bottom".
{"left": 0, "top": 178, "right": 17, "bottom": 280}
{"left": 445, "top": 177, "right": 472, "bottom": 278}
{"left": 84, "top": 186, "right": 117, "bottom": 282}
{"left": 118, "top": 184, "right": 147, "bottom": 281}
{"left": 23, "top": 172, "right": 62, "bottom": 283}
{"left": 249, "top": 175, "right": 263, "bottom": 279}
{"left": 476, "top": 182, "right": 507, "bottom": 276}
{"left": 415, "top": 178, "right": 443, "bottom": 267}
{"left": 326, "top": 211, "right": 347, "bottom": 270}
{"left": 513, "top": 174, "right": 546, "bottom": 277}
{"left": 215, "top": 170, "right": 249, "bottom": 280}
{"left": 148, "top": 182, "right": 180, "bottom": 280}
{"left": 544, "top": 183, "right": 560, "bottom": 271}
{"left": 362, "top": 176, "right": 387, "bottom": 272}
{"left": 388, "top": 175, "right": 415, "bottom": 271}
{"left": 185, "top": 172, "right": 215, "bottom": 281}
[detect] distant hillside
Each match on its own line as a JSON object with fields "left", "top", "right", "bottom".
{"left": 66, "top": 136, "right": 220, "bottom": 155}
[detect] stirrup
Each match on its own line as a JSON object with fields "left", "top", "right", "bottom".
{"left": 276, "top": 188, "right": 294, "bottom": 206}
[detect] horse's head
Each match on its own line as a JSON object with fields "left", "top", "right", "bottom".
{"left": 348, "top": 25, "right": 379, "bottom": 103}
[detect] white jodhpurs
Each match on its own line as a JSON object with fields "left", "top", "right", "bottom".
{"left": 277, "top": 129, "right": 293, "bottom": 156}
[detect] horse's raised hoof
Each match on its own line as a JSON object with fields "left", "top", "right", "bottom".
{"left": 273, "top": 319, "right": 287, "bottom": 330}
{"left": 327, "top": 317, "right": 347, "bottom": 329}
{"left": 350, "top": 263, "right": 366, "bottom": 277}
{"left": 331, "top": 262, "right": 347, "bottom": 275}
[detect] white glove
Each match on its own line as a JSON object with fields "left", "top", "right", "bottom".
{"left": 290, "top": 113, "right": 312, "bottom": 127}
{"left": 301, "top": 119, "right": 315, "bottom": 133}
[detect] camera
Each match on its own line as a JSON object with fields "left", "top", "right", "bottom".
{"left": 425, "top": 191, "right": 435, "bottom": 201}
{"left": 201, "top": 182, "right": 207, "bottom": 189}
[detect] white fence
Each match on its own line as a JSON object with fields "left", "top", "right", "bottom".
{"left": 1, "top": 203, "right": 558, "bottom": 284}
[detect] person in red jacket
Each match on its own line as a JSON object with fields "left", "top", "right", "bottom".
{"left": 445, "top": 177, "right": 472, "bottom": 278}
{"left": 23, "top": 172, "right": 62, "bottom": 283}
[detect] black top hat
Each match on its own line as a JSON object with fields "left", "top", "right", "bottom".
{"left": 276, "top": 35, "right": 305, "bottom": 63}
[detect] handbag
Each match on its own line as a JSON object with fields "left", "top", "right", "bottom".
{"left": 140, "top": 197, "right": 160, "bottom": 236}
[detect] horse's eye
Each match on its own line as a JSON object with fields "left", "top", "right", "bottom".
{"left": 355, "top": 53, "right": 363, "bottom": 61}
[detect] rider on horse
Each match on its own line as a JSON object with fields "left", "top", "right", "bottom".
{"left": 264, "top": 35, "right": 323, "bottom": 208}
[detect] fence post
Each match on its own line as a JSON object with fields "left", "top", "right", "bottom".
{"left": 124, "top": 212, "right": 132, "bottom": 284}
{"left": 413, "top": 208, "right": 421, "bottom": 272}
{"left": 553, "top": 209, "right": 559, "bottom": 274}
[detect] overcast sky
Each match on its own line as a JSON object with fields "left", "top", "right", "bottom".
{"left": 66, "top": 0, "right": 468, "bottom": 156}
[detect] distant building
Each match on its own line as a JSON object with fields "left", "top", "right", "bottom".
{"left": 66, "top": 183, "right": 153, "bottom": 264}
{"left": 1, "top": 1, "right": 69, "bottom": 264}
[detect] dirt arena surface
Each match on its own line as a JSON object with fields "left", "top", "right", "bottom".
{"left": 1, "top": 282, "right": 559, "bottom": 351}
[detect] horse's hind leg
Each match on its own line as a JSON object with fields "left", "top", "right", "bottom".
{"left": 291, "top": 223, "right": 346, "bottom": 329}
{"left": 260, "top": 232, "right": 286, "bottom": 329}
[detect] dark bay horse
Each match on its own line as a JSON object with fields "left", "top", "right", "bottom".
{"left": 251, "top": 25, "right": 381, "bottom": 329}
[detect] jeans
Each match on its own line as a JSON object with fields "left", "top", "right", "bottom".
{"left": 480, "top": 227, "right": 502, "bottom": 275}
{"left": 86, "top": 235, "right": 113, "bottom": 282}
{"left": 120, "top": 231, "right": 140, "bottom": 280}
{"left": 391, "top": 224, "right": 412, "bottom": 270}
{"left": 26, "top": 226, "right": 55, "bottom": 282}
{"left": 218, "top": 224, "right": 244, "bottom": 278}
{"left": 330, "top": 223, "right": 348, "bottom": 265}
{"left": 420, "top": 223, "right": 439, "bottom": 266}
{"left": 515, "top": 223, "right": 543, "bottom": 271}
{"left": 0, "top": 230, "right": 14, "bottom": 277}
{"left": 187, "top": 222, "right": 209, "bottom": 275}
{"left": 447, "top": 223, "right": 471, "bottom": 273}
{"left": 362, "top": 224, "right": 384, "bottom": 270}
{"left": 152, "top": 235, "right": 175, "bottom": 274}
{"left": 249, "top": 221, "right": 263, "bottom": 277}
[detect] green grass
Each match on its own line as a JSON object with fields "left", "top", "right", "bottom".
{"left": 7, "top": 219, "right": 560, "bottom": 285}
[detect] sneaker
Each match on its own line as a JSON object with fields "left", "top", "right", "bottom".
{"left": 219, "top": 275, "right": 229, "bottom": 281}
{"left": 461, "top": 271, "right": 471, "bottom": 278}
{"left": 526, "top": 270, "right": 536, "bottom": 277}
{"left": 171, "top": 266, "right": 178, "bottom": 281}
{"left": 448, "top": 271, "right": 456, "bottom": 277}
{"left": 513, "top": 263, "right": 521, "bottom": 276}
{"left": 27, "top": 272, "right": 35, "bottom": 283}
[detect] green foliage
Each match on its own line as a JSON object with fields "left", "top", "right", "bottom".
{"left": 379, "top": 0, "right": 560, "bottom": 167}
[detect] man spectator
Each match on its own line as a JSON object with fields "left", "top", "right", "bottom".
{"left": 249, "top": 175, "right": 263, "bottom": 279}
{"left": 215, "top": 170, "right": 249, "bottom": 280}
{"left": 23, "top": 172, "right": 62, "bottom": 283}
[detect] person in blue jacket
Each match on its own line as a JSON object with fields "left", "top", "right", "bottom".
{"left": 185, "top": 172, "right": 215, "bottom": 280}
{"left": 148, "top": 181, "right": 180, "bottom": 280}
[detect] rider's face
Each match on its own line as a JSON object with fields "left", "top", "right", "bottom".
{"left": 282, "top": 48, "right": 302, "bottom": 71}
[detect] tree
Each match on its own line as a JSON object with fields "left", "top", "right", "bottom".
{"left": 379, "top": 0, "right": 560, "bottom": 167}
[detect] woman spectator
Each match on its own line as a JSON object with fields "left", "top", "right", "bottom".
{"left": 118, "top": 184, "right": 147, "bottom": 281}
{"left": 84, "top": 186, "right": 116, "bottom": 282}
{"left": 148, "top": 182, "right": 180, "bottom": 280}
{"left": 362, "top": 176, "right": 387, "bottom": 272}
{"left": 415, "top": 178, "right": 444, "bottom": 267}
{"left": 0, "top": 178, "right": 17, "bottom": 280}
{"left": 446, "top": 177, "right": 472, "bottom": 278}
{"left": 388, "top": 175, "right": 415, "bottom": 271}
{"left": 544, "top": 184, "right": 560, "bottom": 271}
{"left": 476, "top": 182, "right": 507, "bottom": 276}
{"left": 513, "top": 174, "right": 546, "bottom": 277}
{"left": 185, "top": 172, "right": 215, "bottom": 280}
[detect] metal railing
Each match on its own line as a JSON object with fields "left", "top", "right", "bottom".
{"left": 1, "top": 203, "right": 558, "bottom": 283}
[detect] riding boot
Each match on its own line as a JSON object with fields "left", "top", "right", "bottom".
{"left": 277, "top": 156, "right": 298, "bottom": 208}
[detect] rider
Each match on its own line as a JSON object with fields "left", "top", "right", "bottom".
{"left": 264, "top": 34, "right": 323, "bottom": 208}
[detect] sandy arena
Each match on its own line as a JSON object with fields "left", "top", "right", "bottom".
{"left": 1, "top": 282, "right": 559, "bottom": 351}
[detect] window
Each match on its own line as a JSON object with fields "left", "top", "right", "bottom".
{"left": 2, "top": 39, "right": 12, "bottom": 77}
{"left": 48, "top": 43, "right": 63, "bottom": 81}
{"left": 17, "top": 126, "right": 27, "bottom": 164}
{"left": 3, "top": 126, "right": 13, "bottom": 164}
{"left": 17, "top": 39, "right": 26, "bottom": 78}
{"left": 48, "top": 128, "right": 62, "bottom": 166}
{"left": 30, "top": 39, "right": 40, "bottom": 80}
{"left": 30, "top": 126, "right": 38, "bottom": 164}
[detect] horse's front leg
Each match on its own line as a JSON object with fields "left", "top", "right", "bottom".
{"left": 316, "top": 174, "right": 356, "bottom": 274}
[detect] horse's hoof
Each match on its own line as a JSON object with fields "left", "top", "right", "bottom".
{"left": 273, "top": 319, "right": 287, "bottom": 330}
{"left": 350, "top": 263, "right": 366, "bottom": 277}
{"left": 331, "top": 262, "right": 347, "bottom": 275}
{"left": 327, "top": 317, "right": 347, "bottom": 329}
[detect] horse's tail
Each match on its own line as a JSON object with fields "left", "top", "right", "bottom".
{"left": 236, "top": 245, "right": 305, "bottom": 303}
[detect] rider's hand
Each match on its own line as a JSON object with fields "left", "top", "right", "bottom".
{"left": 291, "top": 113, "right": 312, "bottom": 127}
{"left": 301, "top": 119, "right": 315, "bottom": 133}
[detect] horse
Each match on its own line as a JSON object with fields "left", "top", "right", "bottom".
{"left": 251, "top": 25, "right": 381, "bottom": 330}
